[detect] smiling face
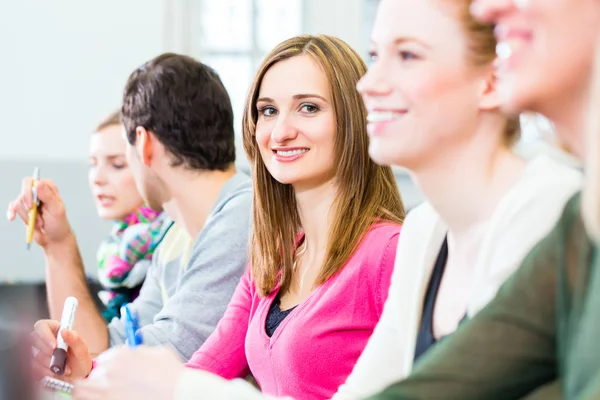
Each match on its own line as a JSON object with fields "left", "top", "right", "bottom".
{"left": 88, "top": 124, "right": 144, "bottom": 220}
{"left": 254, "top": 54, "right": 337, "bottom": 188}
{"left": 472, "top": 0, "right": 600, "bottom": 138}
{"left": 357, "top": 0, "right": 496, "bottom": 170}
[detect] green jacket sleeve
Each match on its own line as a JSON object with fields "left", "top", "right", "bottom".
{"left": 367, "top": 210, "right": 567, "bottom": 400}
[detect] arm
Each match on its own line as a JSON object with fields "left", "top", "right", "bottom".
{"left": 367, "top": 225, "right": 561, "bottom": 400}
{"left": 185, "top": 268, "right": 253, "bottom": 379}
{"left": 109, "top": 194, "right": 251, "bottom": 361}
{"left": 44, "top": 235, "right": 109, "bottom": 355}
{"left": 6, "top": 178, "right": 108, "bottom": 355}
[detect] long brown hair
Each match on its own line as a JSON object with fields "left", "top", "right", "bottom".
{"left": 243, "top": 35, "right": 405, "bottom": 297}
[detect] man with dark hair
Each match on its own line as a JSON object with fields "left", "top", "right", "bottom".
{"left": 7, "top": 53, "right": 252, "bottom": 379}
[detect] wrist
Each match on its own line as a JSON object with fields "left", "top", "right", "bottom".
{"left": 42, "top": 232, "right": 77, "bottom": 259}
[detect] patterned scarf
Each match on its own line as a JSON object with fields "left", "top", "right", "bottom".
{"left": 96, "top": 206, "right": 165, "bottom": 322}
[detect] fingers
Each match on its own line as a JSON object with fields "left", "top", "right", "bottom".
{"left": 36, "top": 181, "right": 63, "bottom": 215}
{"left": 31, "top": 357, "right": 53, "bottom": 380}
{"left": 20, "top": 177, "right": 34, "bottom": 210}
{"left": 29, "top": 331, "right": 53, "bottom": 355}
{"left": 61, "top": 329, "right": 93, "bottom": 379}
{"left": 62, "top": 329, "right": 89, "bottom": 360}
{"left": 6, "top": 198, "right": 29, "bottom": 224}
{"left": 33, "top": 319, "right": 59, "bottom": 350}
{"left": 7, "top": 177, "right": 38, "bottom": 223}
{"left": 7, "top": 178, "right": 63, "bottom": 223}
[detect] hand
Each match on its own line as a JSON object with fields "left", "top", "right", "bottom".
{"left": 6, "top": 178, "right": 72, "bottom": 248}
{"left": 30, "top": 319, "right": 93, "bottom": 381}
{"left": 72, "top": 346, "right": 184, "bottom": 400}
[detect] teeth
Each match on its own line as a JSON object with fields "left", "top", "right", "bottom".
{"left": 276, "top": 149, "right": 309, "bottom": 156}
{"left": 496, "top": 42, "right": 512, "bottom": 60}
{"left": 367, "top": 111, "right": 400, "bottom": 123}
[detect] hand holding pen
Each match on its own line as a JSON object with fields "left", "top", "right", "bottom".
{"left": 6, "top": 172, "right": 72, "bottom": 248}
{"left": 25, "top": 167, "right": 40, "bottom": 249}
{"left": 122, "top": 304, "right": 143, "bottom": 348}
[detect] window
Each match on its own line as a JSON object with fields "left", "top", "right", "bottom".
{"left": 191, "top": 0, "right": 303, "bottom": 136}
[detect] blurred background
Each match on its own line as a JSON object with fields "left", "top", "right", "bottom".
{"left": 0, "top": 0, "right": 573, "bottom": 320}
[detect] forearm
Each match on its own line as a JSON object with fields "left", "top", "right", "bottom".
{"left": 44, "top": 234, "right": 109, "bottom": 355}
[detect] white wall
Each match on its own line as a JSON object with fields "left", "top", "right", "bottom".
{"left": 0, "top": 0, "right": 175, "bottom": 161}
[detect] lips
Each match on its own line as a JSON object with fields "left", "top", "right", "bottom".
{"left": 96, "top": 194, "right": 116, "bottom": 207}
{"left": 274, "top": 149, "right": 309, "bottom": 156}
{"left": 494, "top": 25, "right": 533, "bottom": 69}
{"left": 367, "top": 110, "right": 406, "bottom": 123}
{"left": 271, "top": 147, "right": 310, "bottom": 162}
{"left": 366, "top": 109, "right": 407, "bottom": 137}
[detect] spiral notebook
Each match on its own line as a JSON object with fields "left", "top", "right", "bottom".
{"left": 40, "top": 376, "right": 73, "bottom": 399}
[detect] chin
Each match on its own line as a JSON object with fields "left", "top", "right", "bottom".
{"left": 368, "top": 142, "right": 397, "bottom": 167}
{"left": 498, "top": 71, "right": 540, "bottom": 116}
{"left": 269, "top": 175, "right": 297, "bottom": 185}
{"left": 97, "top": 210, "right": 118, "bottom": 221}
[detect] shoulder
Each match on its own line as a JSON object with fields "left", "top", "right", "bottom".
{"left": 213, "top": 173, "right": 253, "bottom": 211}
{"left": 490, "top": 157, "right": 582, "bottom": 239}
{"left": 352, "top": 222, "right": 402, "bottom": 268}
{"left": 207, "top": 174, "right": 253, "bottom": 229}
{"left": 155, "top": 223, "right": 192, "bottom": 266}
{"left": 362, "top": 221, "right": 402, "bottom": 246}
{"left": 396, "top": 202, "right": 444, "bottom": 246}
{"left": 516, "top": 155, "right": 582, "bottom": 201}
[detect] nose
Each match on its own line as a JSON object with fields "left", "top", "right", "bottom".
{"left": 356, "top": 58, "right": 392, "bottom": 100}
{"left": 90, "top": 164, "right": 108, "bottom": 187}
{"left": 470, "top": 0, "right": 517, "bottom": 25}
{"left": 271, "top": 112, "right": 299, "bottom": 145}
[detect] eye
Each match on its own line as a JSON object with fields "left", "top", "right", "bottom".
{"left": 369, "top": 51, "right": 379, "bottom": 62}
{"left": 113, "top": 162, "right": 126, "bottom": 170}
{"left": 399, "top": 51, "right": 418, "bottom": 61}
{"left": 299, "top": 103, "right": 320, "bottom": 114}
{"left": 258, "top": 106, "right": 278, "bottom": 117}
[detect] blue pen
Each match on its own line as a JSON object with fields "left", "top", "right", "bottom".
{"left": 122, "top": 304, "right": 143, "bottom": 348}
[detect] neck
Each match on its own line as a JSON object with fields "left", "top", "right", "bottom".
{"left": 162, "top": 165, "right": 236, "bottom": 239}
{"left": 411, "top": 132, "right": 525, "bottom": 239}
{"left": 294, "top": 179, "right": 338, "bottom": 256}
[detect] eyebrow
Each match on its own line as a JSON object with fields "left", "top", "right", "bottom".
{"left": 371, "top": 37, "right": 432, "bottom": 49}
{"left": 256, "top": 93, "right": 329, "bottom": 104}
{"left": 90, "top": 154, "right": 125, "bottom": 159}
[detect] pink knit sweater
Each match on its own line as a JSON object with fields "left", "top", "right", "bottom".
{"left": 186, "top": 223, "right": 401, "bottom": 400}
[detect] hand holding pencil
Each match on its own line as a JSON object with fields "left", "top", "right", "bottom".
{"left": 6, "top": 173, "right": 72, "bottom": 249}
{"left": 25, "top": 167, "right": 40, "bottom": 249}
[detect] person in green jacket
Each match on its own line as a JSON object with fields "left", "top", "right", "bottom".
{"left": 370, "top": 0, "right": 600, "bottom": 399}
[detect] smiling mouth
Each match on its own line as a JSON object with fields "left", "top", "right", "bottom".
{"left": 273, "top": 149, "right": 310, "bottom": 156}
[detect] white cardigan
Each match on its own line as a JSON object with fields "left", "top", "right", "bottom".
{"left": 173, "top": 155, "right": 582, "bottom": 400}
{"left": 332, "top": 154, "right": 582, "bottom": 399}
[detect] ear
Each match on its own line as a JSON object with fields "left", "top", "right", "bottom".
{"left": 135, "top": 126, "right": 153, "bottom": 167}
{"left": 478, "top": 66, "right": 503, "bottom": 112}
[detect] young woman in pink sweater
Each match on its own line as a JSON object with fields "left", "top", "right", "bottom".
{"left": 73, "top": 35, "right": 405, "bottom": 400}
{"left": 182, "top": 35, "right": 404, "bottom": 400}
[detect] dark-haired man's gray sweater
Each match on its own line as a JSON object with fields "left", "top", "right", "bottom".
{"left": 107, "top": 172, "right": 252, "bottom": 361}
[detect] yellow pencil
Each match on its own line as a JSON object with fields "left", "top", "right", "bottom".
{"left": 26, "top": 167, "right": 40, "bottom": 250}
